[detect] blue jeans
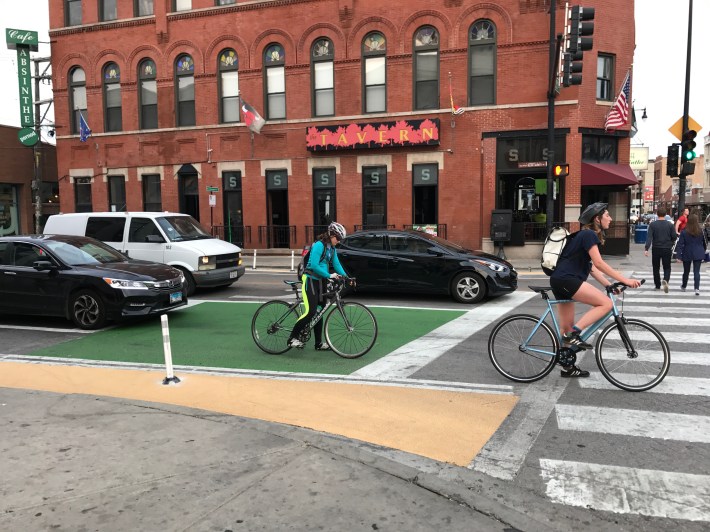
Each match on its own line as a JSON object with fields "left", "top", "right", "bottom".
{"left": 682, "top": 260, "right": 702, "bottom": 290}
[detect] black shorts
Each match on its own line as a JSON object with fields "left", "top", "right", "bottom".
{"left": 550, "top": 277, "right": 583, "bottom": 300}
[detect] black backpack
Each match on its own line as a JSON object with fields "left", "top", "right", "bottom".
{"left": 297, "top": 243, "right": 329, "bottom": 278}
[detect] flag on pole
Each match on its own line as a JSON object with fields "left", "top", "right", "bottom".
{"left": 604, "top": 71, "right": 631, "bottom": 131}
{"left": 241, "top": 99, "right": 265, "bottom": 134}
{"left": 79, "top": 111, "right": 92, "bottom": 142}
{"left": 448, "top": 73, "right": 465, "bottom": 116}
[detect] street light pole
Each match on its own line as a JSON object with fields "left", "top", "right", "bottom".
{"left": 546, "top": 0, "right": 558, "bottom": 235}
{"left": 677, "top": 0, "right": 693, "bottom": 214}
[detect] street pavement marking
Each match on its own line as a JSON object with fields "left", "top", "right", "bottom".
{"left": 0, "top": 324, "right": 96, "bottom": 334}
{"left": 601, "top": 349, "right": 708, "bottom": 366}
{"left": 555, "top": 404, "right": 710, "bottom": 443}
{"left": 539, "top": 459, "right": 710, "bottom": 522}
{"left": 351, "top": 291, "right": 537, "bottom": 379}
{"left": 0, "top": 360, "right": 517, "bottom": 467}
{"left": 618, "top": 305, "right": 709, "bottom": 314}
{"left": 578, "top": 373, "right": 710, "bottom": 396}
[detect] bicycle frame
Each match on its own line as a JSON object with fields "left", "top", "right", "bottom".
{"left": 296, "top": 279, "right": 352, "bottom": 337}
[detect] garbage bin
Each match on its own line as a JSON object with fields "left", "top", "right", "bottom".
{"left": 634, "top": 223, "right": 648, "bottom": 244}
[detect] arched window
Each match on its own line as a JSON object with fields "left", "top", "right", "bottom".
{"left": 69, "top": 67, "right": 87, "bottom": 135}
{"left": 175, "top": 54, "right": 195, "bottom": 126}
{"left": 138, "top": 59, "right": 158, "bottom": 129}
{"left": 362, "top": 32, "right": 386, "bottom": 113}
{"left": 103, "top": 62, "right": 122, "bottom": 132}
{"left": 264, "top": 44, "right": 285, "bottom": 119}
{"left": 311, "top": 38, "right": 334, "bottom": 117}
{"left": 218, "top": 49, "right": 239, "bottom": 123}
{"left": 99, "top": 0, "right": 117, "bottom": 21}
{"left": 468, "top": 20, "right": 496, "bottom": 106}
{"left": 413, "top": 26, "right": 439, "bottom": 110}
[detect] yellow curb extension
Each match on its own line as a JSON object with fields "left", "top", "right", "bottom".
{"left": 0, "top": 361, "right": 517, "bottom": 466}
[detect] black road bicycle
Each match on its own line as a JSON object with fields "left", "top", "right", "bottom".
{"left": 251, "top": 277, "right": 378, "bottom": 359}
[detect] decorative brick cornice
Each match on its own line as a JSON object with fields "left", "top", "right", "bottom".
{"left": 49, "top": 16, "right": 154, "bottom": 37}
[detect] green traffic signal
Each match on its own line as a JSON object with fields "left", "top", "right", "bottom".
{"left": 681, "top": 129, "right": 697, "bottom": 161}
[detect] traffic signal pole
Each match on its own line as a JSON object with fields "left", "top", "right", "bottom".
{"left": 677, "top": 0, "right": 693, "bottom": 214}
{"left": 545, "top": 0, "right": 558, "bottom": 236}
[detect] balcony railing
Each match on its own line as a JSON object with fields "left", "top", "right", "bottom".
{"left": 305, "top": 225, "right": 330, "bottom": 243}
{"left": 354, "top": 224, "right": 395, "bottom": 232}
{"left": 403, "top": 224, "right": 448, "bottom": 239}
{"left": 258, "top": 225, "right": 296, "bottom": 248}
{"left": 211, "top": 225, "right": 251, "bottom": 247}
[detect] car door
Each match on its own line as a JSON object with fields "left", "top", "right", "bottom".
{"left": 385, "top": 234, "right": 449, "bottom": 292}
{"left": 123, "top": 217, "right": 166, "bottom": 263}
{"left": 336, "top": 233, "right": 391, "bottom": 287}
{"left": 5, "top": 242, "right": 66, "bottom": 315}
{"left": 0, "top": 241, "right": 12, "bottom": 312}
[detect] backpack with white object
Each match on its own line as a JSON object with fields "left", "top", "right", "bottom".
{"left": 541, "top": 226, "right": 573, "bottom": 275}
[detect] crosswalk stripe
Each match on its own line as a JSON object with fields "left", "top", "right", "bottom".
{"left": 555, "top": 404, "right": 710, "bottom": 443}
{"left": 621, "top": 296, "right": 708, "bottom": 304}
{"left": 539, "top": 459, "right": 710, "bottom": 521}
{"left": 618, "top": 306, "right": 708, "bottom": 314}
{"left": 612, "top": 316, "right": 710, "bottom": 327}
{"left": 601, "top": 349, "right": 708, "bottom": 366}
{"left": 578, "top": 373, "right": 710, "bottom": 395}
{"left": 352, "top": 291, "right": 537, "bottom": 379}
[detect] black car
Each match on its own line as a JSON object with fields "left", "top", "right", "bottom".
{"left": 0, "top": 235, "right": 187, "bottom": 329}
{"left": 334, "top": 230, "right": 517, "bottom": 304}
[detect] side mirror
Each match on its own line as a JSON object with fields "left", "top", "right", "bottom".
{"left": 33, "top": 260, "right": 58, "bottom": 271}
{"left": 146, "top": 234, "right": 165, "bottom": 243}
{"left": 427, "top": 247, "right": 444, "bottom": 257}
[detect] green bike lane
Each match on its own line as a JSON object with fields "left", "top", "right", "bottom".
{"left": 1, "top": 300, "right": 523, "bottom": 466}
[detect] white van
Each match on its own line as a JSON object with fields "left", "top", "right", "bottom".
{"left": 44, "top": 212, "right": 245, "bottom": 295}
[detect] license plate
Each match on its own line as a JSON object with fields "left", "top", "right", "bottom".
{"left": 169, "top": 292, "right": 183, "bottom": 304}
{"left": 229, "top": 270, "right": 239, "bottom": 279}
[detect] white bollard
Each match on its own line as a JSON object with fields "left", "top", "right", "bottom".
{"left": 161, "top": 314, "right": 180, "bottom": 385}
{"left": 252, "top": 249, "right": 257, "bottom": 270}
{"left": 290, "top": 250, "right": 295, "bottom": 272}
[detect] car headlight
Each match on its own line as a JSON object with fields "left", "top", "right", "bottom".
{"left": 198, "top": 255, "right": 216, "bottom": 270}
{"left": 471, "top": 259, "right": 508, "bottom": 273}
{"left": 103, "top": 278, "right": 150, "bottom": 290}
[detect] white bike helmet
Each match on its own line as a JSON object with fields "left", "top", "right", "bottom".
{"left": 328, "top": 221, "right": 347, "bottom": 241}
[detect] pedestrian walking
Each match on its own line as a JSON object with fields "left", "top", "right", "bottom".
{"left": 676, "top": 214, "right": 707, "bottom": 296}
{"left": 644, "top": 207, "right": 677, "bottom": 293}
{"left": 675, "top": 208, "right": 689, "bottom": 233}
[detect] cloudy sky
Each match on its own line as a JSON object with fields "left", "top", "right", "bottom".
{"left": 0, "top": 0, "right": 707, "bottom": 158}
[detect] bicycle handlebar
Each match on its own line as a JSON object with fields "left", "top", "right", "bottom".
{"left": 606, "top": 278, "right": 645, "bottom": 294}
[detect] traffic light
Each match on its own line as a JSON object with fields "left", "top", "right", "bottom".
{"left": 681, "top": 129, "right": 697, "bottom": 161}
{"left": 568, "top": 6, "right": 595, "bottom": 54}
{"left": 553, "top": 163, "right": 569, "bottom": 178}
{"left": 562, "top": 51, "right": 583, "bottom": 87}
{"left": 666, "top": 144, "right": 679, "bottom": 177}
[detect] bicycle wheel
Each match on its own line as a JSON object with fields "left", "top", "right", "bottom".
{"left": 251, "top": 300, "right": 299, "bottom": 355}
{"left": 488, "top": 314, "right": 558, "bottom": 383}
{"left": 324, "top": 302, "right": 377, "bottom": 359}
{"left": 595, "top": 318, "right": 670, "bottom": 392}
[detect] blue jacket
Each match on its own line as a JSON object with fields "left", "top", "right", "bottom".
{"left": 676, "top": 229, "right": 707, "bottom": 262}
{"left": 306, "top": 240, "right": 347, "bottom": 280}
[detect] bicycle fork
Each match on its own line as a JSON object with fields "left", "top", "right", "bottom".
{"left": 612, "top": 314, "right": 639, "bottom": 358}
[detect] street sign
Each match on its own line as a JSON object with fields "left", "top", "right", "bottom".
{"left": 18, "top": 127, "right": 38, "bottom": 146}
{"left": 209, "top": 194, "right": 216, "bottom": 207}
{"left": 669, "top": 116, "right": 702, "bottom": 142}
{"left": 206, "top": 186, "right": 219, "bottom": 192}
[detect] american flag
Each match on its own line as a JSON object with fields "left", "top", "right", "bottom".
{"left": 448, "top": 74, "right": 465, "bottom": 116}
{"left": 605, "top": 71, "right": 631, "bottom": 131}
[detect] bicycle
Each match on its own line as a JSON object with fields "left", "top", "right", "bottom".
{"left": 251, "top": 277, "right": 378, "bottom": 359}
{"left": 487, "top": 279, "right": 671, "bottom": 392}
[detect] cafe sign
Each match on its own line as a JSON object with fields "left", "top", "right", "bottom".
{"left": 6, "top": 28, "right": 38, "bottom": 129}
{"left": 306, "top": 119, "right": 440, "bottom": 151}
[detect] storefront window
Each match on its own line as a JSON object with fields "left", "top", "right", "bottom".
{"left": 0, "top": 185, "right": 20, "bottom": 236}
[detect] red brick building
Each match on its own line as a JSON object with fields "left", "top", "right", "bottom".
{"left": 48, "top": 0, "right": 636, "bottom": 255}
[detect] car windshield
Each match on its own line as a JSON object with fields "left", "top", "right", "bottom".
{"left": 156, "top": 216, "right": 212, "bottom": 242}
{"left": 410, "top": 231, "right": 471, "bottom": 253}
{"left": 44, "top": 239, "right": 127, "bottom": 265}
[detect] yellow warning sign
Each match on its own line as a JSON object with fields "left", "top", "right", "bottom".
{"left": 669, "top": 116, "right": 702, "bottom": 142}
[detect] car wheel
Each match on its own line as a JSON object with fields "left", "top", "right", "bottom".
{"left": 179, "top": 268, "right": 196, "bottom": 296}
{"left": 70, "top": 289, "right": 107, "bottom": 330}
{"left": 451, "top": 271, "right": 486, "bottom": 304}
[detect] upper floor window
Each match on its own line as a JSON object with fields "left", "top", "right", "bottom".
{"left": 103, "top": 62, "right": 122, "bottom": 132}
{"left": 312, "top": 38, "right": 334, "bottom": 117}
{"left": 173, "top": 0, "right": 191, "bottom": 11}
{"left": 362, "top": 32, "right": 386, "bottom": 113}
{"left": 138, "top": 59, "right": 158, "bottom": 129}
{"left": 69, "top": 67, "right": 87, "bottom": 135}
{"left": 597, "top": 54, "right": 614, "bottom": 101}
{"left": 66, "top": 0, "right": 82, "bottom": 26}
{"left": 175, "top": 54, "right": 195, "bottom": 126}
{"left": 135, "top": 0, "right": 154, "bottom": 16}
{"left": 264, "top": 44, "right": 285, "bottom": 119}
{"left": 216, "top": 0, "right": 236, "bottom": 4}
{"left": 582, "top": 135, "right": 618, "bottom": 163}
{"left": 219, "top": 49, "right": 239, "bottom": 123}
{"left": 413, "top": 26, "right": 439, "bottom": 110}
{"left": 468, "top": 20, "right": 496, "bottom": 106}
{"left": 99, "top": 0, "right": 117, "bottom": 21}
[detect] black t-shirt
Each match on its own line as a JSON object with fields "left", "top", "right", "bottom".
{"left": 550, "top": 229, "right": 600, "bottom": 282}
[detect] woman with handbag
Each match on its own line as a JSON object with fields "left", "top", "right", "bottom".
{"left": 676, "top": 213, "right": 707, "bottom": 296}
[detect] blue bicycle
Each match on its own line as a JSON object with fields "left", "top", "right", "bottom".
{"left": 487, "top": 280, "right": 670, "bottom": 392}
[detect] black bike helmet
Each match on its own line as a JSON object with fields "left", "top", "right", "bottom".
{"left": 579, "top": 202, "right": 608, "bottom": 225}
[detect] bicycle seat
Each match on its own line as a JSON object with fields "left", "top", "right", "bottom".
{"left": 529, "top": 286, "right": 552, "bottom": 293}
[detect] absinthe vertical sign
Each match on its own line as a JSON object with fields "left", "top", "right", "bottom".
{"left": 5, "top": 28, "right": 39, "bottom": 128}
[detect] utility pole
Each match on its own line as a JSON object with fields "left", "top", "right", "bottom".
{"left": 545, "top": 0, "right": 557, "bottom": 235}
{"left": 31, "top": 56, "right": 53, "bottom": 234}
{"left": 677, "top": 0, "right": 693, "bottom": 214}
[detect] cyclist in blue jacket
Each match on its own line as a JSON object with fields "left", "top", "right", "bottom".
{"left": 288, "top": 221, "right": 349, "bottom": 350}
{"left": 550, "top": 202, "right": 641, "bottom": 377}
